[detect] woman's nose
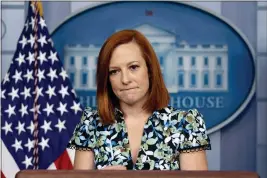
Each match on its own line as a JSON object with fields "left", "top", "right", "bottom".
{"left": 121, "top": 71, "right": 131, "bottom": 85}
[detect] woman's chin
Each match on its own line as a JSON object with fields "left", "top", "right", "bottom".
{"left": 121, "top": 98, "right": 140, "bottom": 106}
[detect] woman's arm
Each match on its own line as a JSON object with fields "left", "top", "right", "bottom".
{"left": 73, "top": 150, "right": 95, "bottom": 170}
{"left": 179, "top": 150, "right": 208, "bottom": 170}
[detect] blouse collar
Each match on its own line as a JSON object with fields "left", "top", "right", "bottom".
{"left": 114, "top": 105, "right": 173, "bottom": 122}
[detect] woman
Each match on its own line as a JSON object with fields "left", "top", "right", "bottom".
{"left": 67, "top": 29, "right": 211, "bottom": 170}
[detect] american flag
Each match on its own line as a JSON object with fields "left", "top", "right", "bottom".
{"left": 1, "top": 1, "right": 83, "bottom": 177}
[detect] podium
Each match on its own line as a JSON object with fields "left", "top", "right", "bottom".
{"left": 15, "top": 170, "right": 259, "bottom": 178}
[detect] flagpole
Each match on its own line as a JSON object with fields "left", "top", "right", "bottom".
{"left": 32, "top": 0, "right": 40, "bottom": 170}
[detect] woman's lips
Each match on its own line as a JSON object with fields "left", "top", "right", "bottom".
{"left": 121, "top": 87, "right": 137, "bottom": 91}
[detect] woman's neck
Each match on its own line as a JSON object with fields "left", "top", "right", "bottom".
{"left": 119, "top": 102, "right": 151, "bottom": 119}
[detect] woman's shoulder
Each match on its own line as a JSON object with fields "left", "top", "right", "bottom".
{"left": 159, "top": 107, "right": 210, "bottom": 151}
{"left": 81, "top": 107, "right": 102, "bottom": 126}
{"left": 156, "top": 105, "right": 202, "bottom": 115}
{"left": 156, "top": 106, "right": 204, "bottom": 122}
{"left": 82, "top": 106, "right": 98, "bottom": 118}
{"left": 83, "top": 106, "right": 97, "bottom": 116}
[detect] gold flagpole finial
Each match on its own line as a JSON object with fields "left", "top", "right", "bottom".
{"left": 36, "top": 1, "right": 43, "bottom": 17}
{"left": 32, "top": 0, "right": 43, "bottom": 17}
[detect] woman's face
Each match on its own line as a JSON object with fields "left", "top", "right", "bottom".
{"left": 109, "top": 41, "right": 150, "bottom": 107}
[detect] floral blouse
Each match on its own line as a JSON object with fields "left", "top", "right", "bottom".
{"left": 67, "top": 106, "right": 211, "bottom": 170}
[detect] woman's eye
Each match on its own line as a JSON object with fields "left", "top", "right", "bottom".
{"left": 130, "top": 65, "right": 139, "bottom": 70}
{"left": 109, "top": 70, "right": 118, "bottom": 75}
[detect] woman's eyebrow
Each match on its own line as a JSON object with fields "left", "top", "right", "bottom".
{"left": 127, "top": 61, "right": 139, "bottom": 65}
{"left": 109, "top": 60, "right": 139, "bottom": 69}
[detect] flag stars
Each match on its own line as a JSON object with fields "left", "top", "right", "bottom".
{"left": 22, "top": 155, "right": 33, "bottom": 169}
{"left": 28, "top": 34, "right": 35, "bottom": 48}
{"left": 30, "top": 104, "right": 41, "bottom": 115}
{"left": 48, "top": 38, "right": 54, "bottom": 47}
{"left": 37, "top": 34, "right": 47, "bottom": 47}
{"left": 29, "top": 17, "right": 35, "bottom": 30}
{"left": 59, "top": 85, "right": 69, "bottom": 99}
{"left": 19, "top": 35, "right": 28, "bottom": 49}
{"left": 21, "top": 86, "right": 32, "bottom": 100}
{"left": 41, "top": 120, "right": 52, "bottom": 134}
{"left": 59, "top": 68, "right": 68, "bottom": 81}
{"left": 3, "top": 73, "right": 10, "bottom": 84}
{"left": 23, "top": 69, "right": 34, "bottom": 83}
{"left": 39, "top": 17, "right": 46, "bottom": 29}
{"left": 38, "top": 137, "right": 50, "bottom": 151}
{"left": 37, "top": 51, "right": 47, "bottom": 65}
{"left": 71, "top": 101, "right": 82, "bottom": 114}
{"left": 27, "top": 121, "right": 35, "bottom": 135}
{"left": 19, "top": 104, "right": 29, "bottom": 117}
{"left": 37, "top": 69, "right": 45, "bottom": 82}
{"left": 12, "top": 70, "right": 23, "bottom": 84}
{"left": 8, "top": 87, "right": 19, "bottom": 101}
{"left": 2, "top": 3, "right": 86, "bottom": 168}
{"left": 57, "top": 102, "right": 68, "bottom": 116}
{"left": 43, "top": 103, "right": 54, "bottom": 117}
{"left": 47, "top": 68, "right": 58, "bottom": 82}
{"left": 24, "top": 138, "right": 34, "bottom": 152}
{"left": 26, "top": 51, "right": 35, "bottom": 65}
{"left": 2, "top": 121, "right": 13, "bottom": 135}
{"left": 48, "top": 51, "right": 58, "bottom": 64}
{"left": 12, "top": 138, "right": 23, "bottom": 152}
{"left": 1, "top": 89, "right": 6, "bottom": 99}
{"left": 15, "top": 53, "right": 26, "bottom": 66}
{"left": 55, "top": 119, "right": 66, "bottom": 132}
{"left": 33, "top": 87, "right": 44, "bottom": 99}
{"left": 71, "top": 89, "right": 77, "bottom": 97}
{"left": 5, "top": 104, "right": 16, "bottom": 118}
{"left": 45, "top": 85, "right": 56, "bottom": 99}
{"left": 15, "top": 121, "right": 26, "bottom": 135}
